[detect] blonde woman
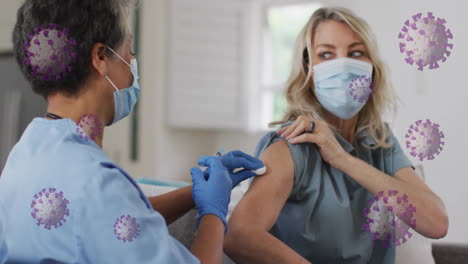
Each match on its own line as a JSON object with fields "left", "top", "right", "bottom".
{"left": 224, "top": 7, "right": 448, "bottom": 264}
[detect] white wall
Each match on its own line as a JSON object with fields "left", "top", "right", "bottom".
{"left": 338, "top": 0, "right": 467, "bottom": 244}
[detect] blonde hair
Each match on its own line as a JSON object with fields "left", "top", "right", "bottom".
{"left": 274, "top": 7, "right": 396, "bottom": 149}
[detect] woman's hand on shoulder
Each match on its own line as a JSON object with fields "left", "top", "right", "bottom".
{"left": 277, "top": 115, "right": 349, "bottom": 168}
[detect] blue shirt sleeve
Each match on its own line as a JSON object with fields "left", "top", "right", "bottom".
{"left": 74, "top": 165, "right": 200, "bottom": 264}
{"left": 254, "top": 130, "right": 317, "bottom": 200}
{"left": 383, "top": 125, "right": 415, "bottom": 176}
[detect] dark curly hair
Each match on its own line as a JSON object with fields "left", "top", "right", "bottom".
{"left": 13, "top": 0, "right": 135, "bottom": 98}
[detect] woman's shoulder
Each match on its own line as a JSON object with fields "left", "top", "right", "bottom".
{"left": 254, "top": 122, "right": 319, "bottom": 159}
{"left": 254, "top": 130, "right": 283, "bottom": 158}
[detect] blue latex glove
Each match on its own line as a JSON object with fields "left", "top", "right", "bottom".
{"left": 219, "top": 150, "right": 265, "bottom": 188}
{"left": 191, "top": 156, "right": 232, "bottom": 233}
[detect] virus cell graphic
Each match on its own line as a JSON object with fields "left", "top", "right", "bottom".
{"left": 114, "top": 215, "right": 140, "bottom": 243}
{"left": 30, "top": 188, "right": 70, "bottom": 230}
{"left": 349, "top": 75, "right": 373, "bottom": 103}
{"left": 398, "top": 12, "right": 453, "bottom": 71}
{"left": 405, "top": 119, "right": 445, "bottom": 161}
{"left": 76, "top": 114, "right": 103, "bottom": 141}
{"left": 362, "top": 190, "right": 416, "bottom": 248}
{"left": 23, "top": 24, "right": 77, "bottom": 81}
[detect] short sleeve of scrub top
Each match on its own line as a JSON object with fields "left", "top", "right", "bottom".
{"left": 253, "top": 122, "right": 414, "bottom": 264}
{"left": 75, "top": 163, "right": 200, "bottom": 264}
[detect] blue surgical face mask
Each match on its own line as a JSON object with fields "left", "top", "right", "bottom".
{"left": 105, "top": 47, "right": 141, "bottom": 125}
{"left": 312, "top": 57, "right": 373, "bottom": 120}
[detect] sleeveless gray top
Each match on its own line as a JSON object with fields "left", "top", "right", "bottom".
{"left": 254, "top": 123, "right": 414, "bottom": 264}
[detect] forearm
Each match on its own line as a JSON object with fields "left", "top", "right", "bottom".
{"left": 337, "top": 154, "right": 447, "bottom": 238}
{"left": 190, "top": 215, "right": 225, "bottom": 264}
{"left": 148, "top": 186, "right": 195, "bottom": 225}
{"left": 224, "top": 229, "right": 310, "bottom": 264}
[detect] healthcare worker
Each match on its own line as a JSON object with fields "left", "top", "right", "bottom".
{"left": 0, "top": 0, "right": 264, "bottom": 263}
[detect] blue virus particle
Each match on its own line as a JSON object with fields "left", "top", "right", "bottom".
{"left": 398, "top": 12, "right": 453, "bottom": 71}
{"left": 76, "top": 114, "right": 103, "bottom": 141}
{"left": 23, "top": 24, "right": 77, "bottom": 81}
{"left": 349, "top": 75, "right": 373, "bottom": 103}
{"left": 405, "top": 119, "right": 445, "bottom": 161}
{"left": 362, "top": 190, "right": 416, "bottom": 248}
{"left": 30, "top": 188, "right": 70, "bottom": 230}
{"left": 114, "top": 215, "right": 140, "bottom": 243}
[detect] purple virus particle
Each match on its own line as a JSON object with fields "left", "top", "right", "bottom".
{"left": 30, "top": 188, "right": 70, "bottom": 230}
{"left": 405, "top": 119, "right": 445, "bottom": 161}
{"left": 76, "top": 114, "right": 103, "bottom": 141}
{"left": 113, "top": 215, "right": 140, "bottom": 243}
{"left": 362, "top": 190, "right": 416, "bottom": 248}
{"left": 398, "top": 12, "right": 453, "bottom": 71}
{"left": 349, "top": 75, "right": 374, "bottom": 103}
{"left": 23, "top": 23, "right": 77, "bottom": 81}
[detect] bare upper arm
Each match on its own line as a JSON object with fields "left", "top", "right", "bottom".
{"left": 228, "top": 139, "right": 294, "bottom": 231}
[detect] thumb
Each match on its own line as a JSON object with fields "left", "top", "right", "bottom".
{"left": 198, "top": 156, "right": 224, "bottom": 169}
{"left": 231, "top": 170, "right": 256, "bottom": 188}
{"left": 191, "top": 167, "right": 205, "bottom": 185}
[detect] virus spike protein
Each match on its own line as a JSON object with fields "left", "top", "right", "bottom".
{"left": 362, "top": 190, "right": 416, "bottom": 248}
{"left": 24, "top": 24, "right": 77, "bottom": 81}
{"left": 349, "top": 75, "right": 374, "bottom": 103}
{"left": 31, "top": 188, "right": 69, "bottom": 230}
{"left": 405, "top": 119, "right": 444, "bottom": 161}
{"left": 398, "top": 12, "right": 453, "bottom": 71}
{"left": 114, "top": 215, "right": 140, "bottom": 243}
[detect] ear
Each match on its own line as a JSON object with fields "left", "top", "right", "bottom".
{"left": 90, "top": 43, "right": 109, "bottom": 77}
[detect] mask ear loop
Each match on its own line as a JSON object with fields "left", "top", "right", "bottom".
{"left": 105, "top": 46, "right": 132, "bottom": 92}
{"left": 105, "top": 76, "right": 120, "bottom": 92}
{"left": 106, "top": 46, "right": 131, "bottom": 67}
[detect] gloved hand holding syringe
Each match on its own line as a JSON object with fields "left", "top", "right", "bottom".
{"left": 200, "top": 149, "right": 267, "bottom": 187}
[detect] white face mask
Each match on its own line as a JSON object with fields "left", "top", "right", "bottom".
{"left": 312, "top": 57, "right": 373, "bottom": 120}
{"left": 104, "top": 47, "right": 141, "bottom": 125}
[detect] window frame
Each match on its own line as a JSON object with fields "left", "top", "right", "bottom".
{"left": 257, "top": 1, "right": 322, "bottom": 129}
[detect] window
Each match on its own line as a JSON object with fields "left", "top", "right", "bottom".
{"left": 166, "top": 0, "right": 321, "bottom": 132}
{"left": 260, "top": 2, "right": 322, "bottom": 129}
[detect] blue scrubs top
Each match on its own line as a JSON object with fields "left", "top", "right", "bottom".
{"left": 254, "top": 122, "right": 414, "bottom": 264}
{"left": 0, "top": 118, "right": 199, "bottom": 263}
